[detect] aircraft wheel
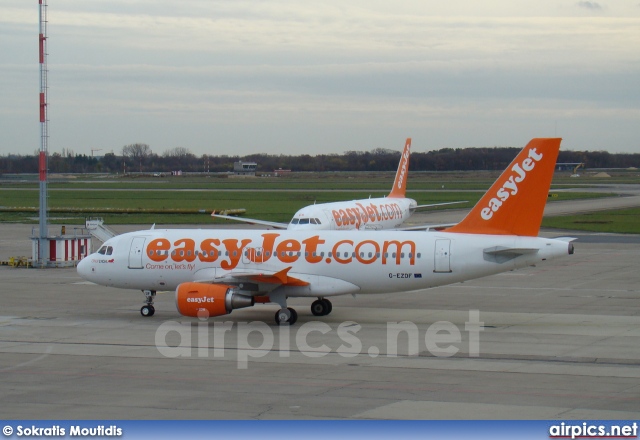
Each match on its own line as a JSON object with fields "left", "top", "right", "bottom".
{"left": 140, "top": 305, "right": 155, "bottom": 317}
{"left": 311, "top": 299, "right": 326, "bottom": 316}
{"left": 275, "top": 307, "right": 297, "bottom": 325}
{"left": 287, "top": 307, "right": 298, "bottom": 325}
{"left": 321, "top": 299, "right": 332, "bottom": 315}
{"left": 275, "top": 308, "right": 290, "bottom": 325}
{"left": 311, "top": 299, "right": 332, "bottom": 316}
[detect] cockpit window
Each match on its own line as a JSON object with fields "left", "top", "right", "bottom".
{"left": 315, "top": 218, "right": 322, "bottom": 224}
{"left": 299, "top": 218, "right": 310, "bottom": 225}
{"left": 97, "top": 245, "right": 113, "bottom": 255}
{"left": 290, "top": 218, "right": 299, "bottom": 224}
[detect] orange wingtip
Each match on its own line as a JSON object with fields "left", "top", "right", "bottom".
{"left": 444, "top": 138, "right": 562, "bottom": 236}
{"left": 388, "top": 137, "right": 411, "bottom": 198}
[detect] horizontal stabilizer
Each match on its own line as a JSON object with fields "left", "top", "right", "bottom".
{"left": 483, "top": 246, "right": 539, "bottom": 263}
{"left": 553, "top": 237, "right": 578, "bottom": 242}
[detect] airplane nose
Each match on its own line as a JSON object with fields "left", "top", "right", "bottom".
{"left": 77, "top": 257, "right": 93, "bottom": 280}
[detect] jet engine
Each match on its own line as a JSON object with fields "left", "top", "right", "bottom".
{"left": 176, "top": 282, "right": 254, "bottom": 318}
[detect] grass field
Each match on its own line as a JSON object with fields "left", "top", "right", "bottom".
{"left": 542, "top": 207, "right": 640, "bottom": 234}
{"left": 0, "top": 186, "right": 613, "bottom": 225}
{"left": 0, "top": 171, "right": 633, "bottom": 226}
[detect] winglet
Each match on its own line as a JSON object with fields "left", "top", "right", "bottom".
{"left": 273, "top": 267, "right": 290, "bottom": 284}
{"left": 444, "top": 138, "right": 561, "bottom": 236}
{"left": 249, "top": 267, "right": 310, "bottom": 286}
{"left": 388, "top": 138, "right": 411, "bottom": 198}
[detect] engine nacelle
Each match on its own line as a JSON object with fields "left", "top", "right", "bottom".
{"left": 175, "top": 282, "right": 254, "bottom": 318}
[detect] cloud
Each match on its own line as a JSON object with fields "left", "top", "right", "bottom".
{"left": 577, "top": 1, "right": 603, "bottom": 11}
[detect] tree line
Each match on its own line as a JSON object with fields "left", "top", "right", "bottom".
{"left": 1, "top": 143, "right": 638, "bottom": 175}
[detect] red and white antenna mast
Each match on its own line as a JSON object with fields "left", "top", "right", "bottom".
{"left": 37, "top": 0, "right": 49, "bottom": 265}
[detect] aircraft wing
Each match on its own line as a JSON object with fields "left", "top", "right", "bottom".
{"left": 211, "top": 213, "right": 289, "bottom": 229}
{"left": 395, "top": 223, "right": 457, "bottom": 231}
{"left": 215, "top": 267, "right": 309, "bottom": 287}
{"left": 414, "top": 201, "right": 468, "bottom": 210}
{"left": 194, "top": 266, "right": 359, "bottom": 297}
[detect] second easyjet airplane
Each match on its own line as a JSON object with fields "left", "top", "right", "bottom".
{"left": 78, "top": 138, "right": 574, "bottom": 325}
{"left": 212, "top": 138, "right": 465, "bottom": 231}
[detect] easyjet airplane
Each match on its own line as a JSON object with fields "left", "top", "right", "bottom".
{"left": 78, "top": 138, "right": 574, "bottom": 325}
{"left": 212, "top": 138, "right": 465, "bottom": 231}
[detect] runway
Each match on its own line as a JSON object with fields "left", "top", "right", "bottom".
{"left": 1, "top": 224, "right": 639, "bottom": 419}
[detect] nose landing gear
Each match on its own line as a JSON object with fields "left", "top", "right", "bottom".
{"left": 140, "top": 290, "right": 156, "bottom": 317}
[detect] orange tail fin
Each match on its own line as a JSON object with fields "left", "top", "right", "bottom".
{"left": 445, "top": 138, "right": 561, "bottom": 236}
{"left": 388, "top": 138, "right": 411, "bottom": 198}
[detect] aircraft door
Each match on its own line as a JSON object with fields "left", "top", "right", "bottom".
{"left": 128, "top": 237, "right": 146, "bottom": 269}
{"left": 434, "top": 239, "right": 452, "bottom": 273}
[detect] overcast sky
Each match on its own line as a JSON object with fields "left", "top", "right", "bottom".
{"left": 1, "top": 1, "right": 639, "bottom": 157}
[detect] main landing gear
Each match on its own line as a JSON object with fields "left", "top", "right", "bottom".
{"left": 270, "top": 292, "right": 333, "bottom": 326}
{"left": 310, "top": 298, "right": 332, "bottom": 316}
{"left": 140, "top": 290, "right": 156, "bottom": 317}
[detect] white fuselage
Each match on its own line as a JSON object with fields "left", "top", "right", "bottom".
{"left": 287, "top": 197, "right": 417, "bottom": 231}
{"left": 78, "top": 228, "right": 571, "bottom": 298}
